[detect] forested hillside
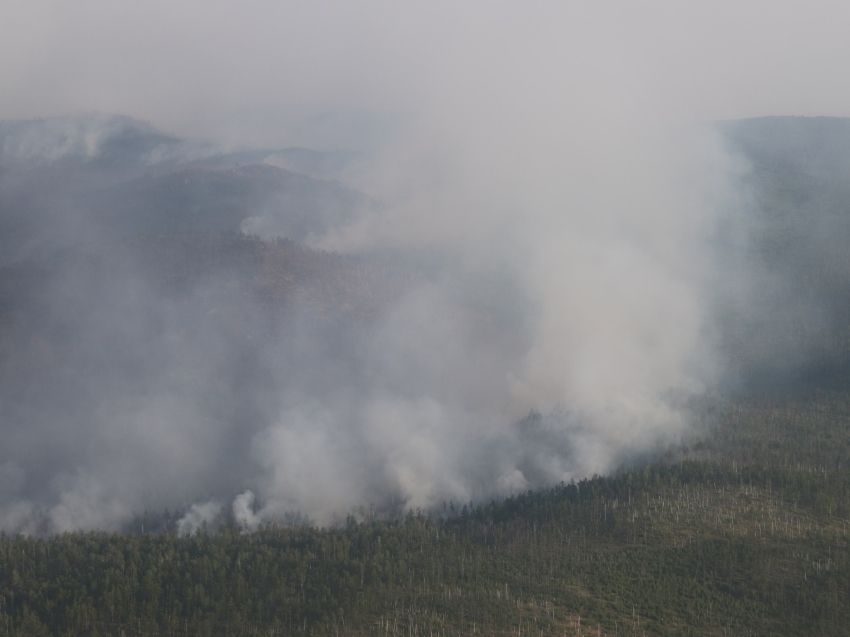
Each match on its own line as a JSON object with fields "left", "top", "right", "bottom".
{"left": 2, "top": 387, "right": 849, "bottom": 636}
{"left": 719, "top": 117, "right": 850, "bottom": 387}
{"left": 0, "top": 115, "right": 368, "bottom": 264}
{"left": 2, "top": 116, "right": 850, "bottom": 635}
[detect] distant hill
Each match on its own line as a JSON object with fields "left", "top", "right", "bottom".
{"left": 0, "top": 113, "right": 183, "bottom": 168}
{"left": 89, "top": 163, "right": 370, "bottom": 239}
{"left": 717, "top": 117, "right": 850, "bottom": 389}
{"left": 0, "top": 114, "right": 357, "bottom": 178}
{"left": 0, "top": 115, "right": 370, "bottom": 264}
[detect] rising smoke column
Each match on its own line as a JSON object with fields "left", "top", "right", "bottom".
{"left": 241, "top": 13, "right": 748, "bottom": 524}
{"left": 0, "top": 2, "right": 797, "bottom": 532}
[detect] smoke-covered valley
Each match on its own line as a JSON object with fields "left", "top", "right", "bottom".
{"left": 1, "top": 113, "right": 850, "bottom": 534}
{"left": 3, "top": 2, "right": 850, "bottom": 535}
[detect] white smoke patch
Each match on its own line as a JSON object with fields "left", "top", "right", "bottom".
{"left": 232, "top": 491, "right": 260, "bottom": 532}
{"left": 358, "top": 398, "right": 471, "bottom": 512}
{"left": 36, "top": 395, "right": 242, "bottom": 533}
{"left": 288, "top": 124, "right": 739, "bottom": 521}
{"left": 177, "top": 500, "right": 223, "bottom": 537}
{"left": 248, "top": 404, "right": 382, "bottom": 526}
{"left": 0, "top": 500, "right": 40, "bottom": 536}
{"left": 243, "top": 279, "right": 531, "bottom": 523}
{"left": 247, "top": 398, "right": 480, "bottom": 526}
{"left": 47, "top": 472, "right": 133, "bottom": 533}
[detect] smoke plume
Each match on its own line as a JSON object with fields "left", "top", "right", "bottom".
{"left": 0, "top": 2, "right": 849, "bottom": 532}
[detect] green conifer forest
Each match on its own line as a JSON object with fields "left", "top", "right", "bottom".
{"left": 2, "top": 387, "right": 849, "bottom": 636}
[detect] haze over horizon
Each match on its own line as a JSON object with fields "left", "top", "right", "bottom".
{"left": 4, "top": 2, "right": 850, "bottom": 145}
{"left": 2, "top": 2, "right": 850, "bottom": 533}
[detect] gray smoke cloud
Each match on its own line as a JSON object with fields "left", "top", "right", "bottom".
{"left": 0, "top": 2, "right": 849, "bottom": 532}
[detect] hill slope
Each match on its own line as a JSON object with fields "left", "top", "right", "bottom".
{"left": 1, "top": 390, "right": 849, "bottom": 636}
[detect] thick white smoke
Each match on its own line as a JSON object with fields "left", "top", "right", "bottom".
{"left": 227, "top": 12, "right": 743, "bottom": 524}
{"left": 240, "top": 127, "right": 737, "bottom": 524}
{"left": 0, "top": 1, "right": 842, "bottom": 531}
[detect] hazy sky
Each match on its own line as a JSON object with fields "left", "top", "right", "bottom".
{"left": 2, "top": 1, "right": 849, "bottom": 148}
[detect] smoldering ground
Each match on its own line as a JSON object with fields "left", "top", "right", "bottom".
{"left": 2, "top": 3, "right": 850, "bottom": 533}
